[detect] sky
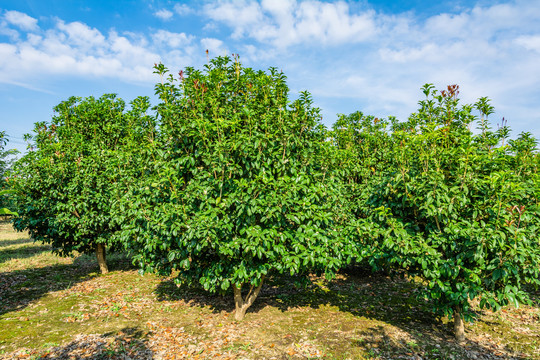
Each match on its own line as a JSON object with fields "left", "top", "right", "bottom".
{"left": 1, "top": 0, "right": 540, "bottom": 154}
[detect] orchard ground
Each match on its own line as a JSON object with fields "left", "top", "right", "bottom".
{"left": 1, "top": 219, "right": 539, "bottom": 360}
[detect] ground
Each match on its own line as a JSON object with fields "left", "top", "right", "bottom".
{"left": 1, "top": 220, "right": 539, "bottom": 359}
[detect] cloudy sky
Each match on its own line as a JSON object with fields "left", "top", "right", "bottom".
{"left": 1, "top": 0, "right": 539, "bottom": 154}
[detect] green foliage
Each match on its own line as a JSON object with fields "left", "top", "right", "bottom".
{"left": 0, "top": 131, "right": 19, "bottom": 214}
{"left": 7, "top": 53, "right": 540, "bottom": 332}
{"left": 11, "top": 94, "right": 155, "bottom": 258}
{"left": 363, "top": 84, "right": 540, "bottom": 321}
{"left": 0, "top": 190, "right": 18, "bottom": 216}
{"left": 331, "top": 112, "right": 397, "bottom": 266}
{"left": 0, "top": 131, "right": 17, "bottom": 184}
{"left": 115, "top": 56, "right": 355, "bottom": 296}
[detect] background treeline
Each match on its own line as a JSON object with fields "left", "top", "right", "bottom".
{"left": 0, "top": 131, "right": 19, "bottom": 216}
{"left": 3, "top": 56, "right": 540, "bottom": 342}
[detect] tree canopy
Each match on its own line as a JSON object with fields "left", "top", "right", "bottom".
{"left": 352, "top": 84, "right": 540, "bottom": 342}
{"left": 115, "top": 56, "right": 356, "bottom": 320}
{"left": 11, "top": 94, "right": 155, "bottom": 273}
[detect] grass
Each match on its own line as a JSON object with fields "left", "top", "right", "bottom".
{"left": 1, "top": 219, "right": 540, "bottom": 359}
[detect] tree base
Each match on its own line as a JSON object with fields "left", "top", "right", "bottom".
{"left": 96, "top": 243, "right": 109, "bottom": 274}
{"left": 233, "top": 276, "right": 265, "bottom": 321}
{"left": 454, "top": 310, "right": 465, "bottom": 344}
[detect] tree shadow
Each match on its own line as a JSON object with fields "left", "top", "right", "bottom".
{"left": 0, "top": 261, "right": 98, "bottom": 316}
{"left": 154, "top": 267, "right": 435, "bottom": 325}
{"left": 33, "top": 326, "right": 154, "bottom": 359}
{"left": 155, "top": 278, "right": 234, "bottom": 313}
{"left": 153, "top": 265, "right": 528, "bottom": 359}
{"left": 0, "top": 252, "right": 134, "bottom": 317}
{"left": 0, "top": 237, "right": 38, "bottom": 247}
{"left": 0, "top": 228, "right": 50, "bottom": 261}
{"left": 524, "top": 283, "right": 540, "bottom": 305}
{"left": 99, "top": 251, "right": 139, "bottom": 272}
{"left": 351, "top": 322, "right": 528, "bottom": 359}
{"left": 0, "top": 244, "right": 51, "bottom": 265}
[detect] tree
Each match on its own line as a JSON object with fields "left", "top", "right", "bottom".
{"left": 0, "top": 190, "right": 18, "bottom": 216}
{"left": 0, "top": 131, "right": 19, "bottom": 216}
{"left": 11, "top": 94, "right": 155, "bottom": 273}
{"left": 369, "top": 84, "right": 540, "bottom": 342}
{"left": 331, "top": 112, "right": 399, "bottom": 268}
{"left": 115, "top": 56, "right": 356, "bottom": 320}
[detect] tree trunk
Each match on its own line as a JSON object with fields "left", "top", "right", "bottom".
{"left": 454, "top": 308, "right": 465, "bottom": 344}
{"left": 233, "top": 276, "right": 265, "bottom": 321}
{"left": 96, "top": 243, "right": 109, "bottom": 274}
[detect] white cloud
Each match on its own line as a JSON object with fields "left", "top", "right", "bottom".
{"left": 56, "top": 20, "right": 106, "bottom": 49}
{"left": 1, "top": 2, "right": 540, "bottom": 141}
{"left": 292, "top": 1, "right": 376, "bottom": 44}
{"left": 201, "top": 38, "right": 227, "bottom": 57}
{"left": 204, "top": 1, "right": 264, "bottom": 39}
{"left": 152, "top": 30, "right": 193, "bottom": 48}
{"left": 515, "top": 35, "right": 540, "bottom": 53}
{"left": 379, "top": 43, "right": 440, "bottom": 63}
{"left": 235, "top": 0, "right": 540, "bottom": 137}
{"left": 0, "top": 23, "right": 19, "bottom": 40}
{"left": 203, "top": 0, "right": 377, "bottom": 47}
{"left": 174, "top": 4, "right": 193, "bottom": 15}
{"left": 3, "top": 10, "right": 38, "bottom": 31}
{"left": 154, "top": 9, "right": 174, "bottom": 21}
{"left": 0, "top": 43, "right": 17, "bottom": 66}
{"left": 424, "top": 12, "right": 469, "bottom": 40}
{"left": 0, "top": 15, "right": 198, "bottom": 86}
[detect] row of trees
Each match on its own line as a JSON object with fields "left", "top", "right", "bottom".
{"left": 332, "top": 85, "right": 540, "bottom": 341}
{"left": 6, "top": 56, "right": 540, "bottom": 342}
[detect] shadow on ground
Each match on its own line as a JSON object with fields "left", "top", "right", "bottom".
{"left": 0, "top": 237, "right": 40, "bottom": 247}
{"left": 153, "top": 265, "right": 528, "bottom": 360}
{"left": 16, "top": 327, "right": 154, "bottom": 359}
{"left": 0, "top": 244, "right": 51, "bottom": 265}
{"left": 0, "top": 252, "right": 135, "bottom": 317}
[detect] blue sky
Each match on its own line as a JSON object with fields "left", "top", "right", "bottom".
{"left": 1, "top": 0, "right": 539, "bottom": 154}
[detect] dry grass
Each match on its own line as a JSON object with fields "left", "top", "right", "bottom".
{"left": 1, "top": 219, "right": 539, "bottom": 359}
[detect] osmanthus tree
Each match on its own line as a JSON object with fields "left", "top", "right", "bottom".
{"left": 11, "top": 94, "right": 155, "bottom": 273}
{"left": 115, "top": 56, "right": 356, "bottom": 320}
{"left": 369, "top": 84, "right": 540, "bottom": 342}
{"left": 0, "top": 131, "right": 18, "bottom": 216}
{"left": 330, "top": 112, "right": 399, "bottom": 266}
